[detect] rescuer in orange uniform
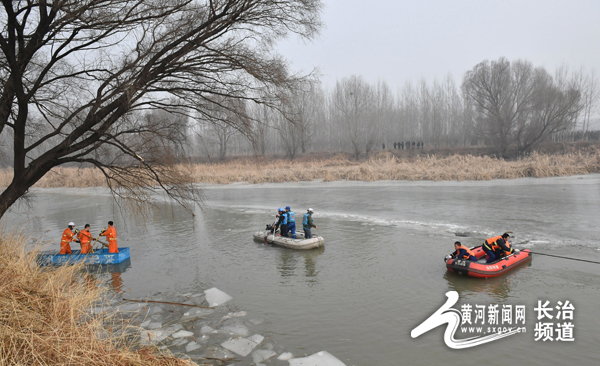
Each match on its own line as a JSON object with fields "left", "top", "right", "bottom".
{"left": 482, "top": 233, "right": 516, "bottom": 263}
{"left": 60, "top": 222, "right": 76, "bottom": 254}
{"left": 450, "top": 241, "right": 477, "bottom": 261}
{"left": 100, "top": 221, "right": 118, "bottom": 253}
{"left": 77, "top": 224, "right": 93, "bottom": 254}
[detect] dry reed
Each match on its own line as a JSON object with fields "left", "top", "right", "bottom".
{"left": 1, "top": 148, "right": 599, "bottom": 187}
{"left": 0, "top": 230, "right": 197, "bottom": 366}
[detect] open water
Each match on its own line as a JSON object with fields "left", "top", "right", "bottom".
{"left": 5, "top": 174, "right": 600, "bottom": 365}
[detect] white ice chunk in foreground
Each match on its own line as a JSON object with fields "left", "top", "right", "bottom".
{"left": 288, "top": 351, "right": 347, "bottom": 366}
{"left": 248, "top": 334, "right": 264, "bottom": 345}
{"left": 139, "top": 330, "right": 168, "bottom": 345}
{"left": 253, "top": 349, "right": 277, "bottom": 363}
{"left": 221, "top": 337, "right": 257, "bottom": 357}
{"left": 204, "top": 287, "right": 232, "bottom": 307}
{"left": 278, "top": 352, "right": 294, "bottom": 361}
{"left": 221, "top": 333, "right": 263, "bottom": 357}
{"left": 172, "top": 330, "right": 194, "bottom": 338}
{"left": 221, "top": 322, "right": 249, "bottom": 336}
{"left": 186, "top": 341, "right": 202, "bottom": 352}
{"left": 200, "top": 325, "right": 215, "bottom": 335}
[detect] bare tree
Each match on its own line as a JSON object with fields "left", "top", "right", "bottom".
{"left": 462, "top": 58, "right": 538, "bottom": 156}
{"left": 331, "top": 75, "right": 375, "bottom": 159}
{"left": 513, "top": 66, "right": 583, "bottom": 154}
{"left": 193, "top": 96, "right": 248, "bottom": 160}
{"left": 0, "top": 0, "right": 322, "bottom": 218}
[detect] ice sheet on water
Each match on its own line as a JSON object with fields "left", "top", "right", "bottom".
{"left": 186, "top": 341, "right": 202, "bottom": 352}
{"left": 221, "top": 311, "right": 247, "bottom": 321}
{"left": 162, "top": 324, "right": 184, "bottom": 332}
{"left": 117, "top": 302, "right": 147, "bottom": 312}
{"left": 170, "top": 338, "right": 188, "bottom": 347}
{"left": 288, "top": 351, "right": 347, "bottom": 366}
{"left": 148, "top": 306, "right": 163, "bottom": 315}
{"left": 139, "top": 330, "right": 169, "bottom": 345}
{"left": 252, "top": 349, "right": 276, "bottom": 363}
{"left": 200, "top": 325, "right": 215, "bottom": 335}
{"left": 248, "top": 334, "right": 264, "bottom": 345}
{"left": 204, "top": 287, "right": 232, "bottom": 306}
{"left": 182, "top": 308, "right": 214, "bottom": 320}
{"left": 221, "top": 337, "right": 259, "bottom": 357}
{"left": 172, "top": 330, "right": 194, "bottom": 338}
{"left": 147, "top": 322, "right": 162, "bottom": 330}
{"left": 220, "top": 319, "right": 249, "bottom": 336}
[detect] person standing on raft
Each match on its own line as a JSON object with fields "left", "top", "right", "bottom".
{"left": 274, "top": 208, "right": 288, "bottom": 237}
{"left": 77, "top": 224, "right": 93, "bottom": 254}
{"left": 302, "top": 208, "right": 317, "bottom": 239}
{"left": 60, "top": 222, "right": 76, "bottom": 254}
{"left": 285, "top": 206, "right": 296, "bottom": 238}
{"left": 100, "top": 221, "right": 119, "bottom": 253}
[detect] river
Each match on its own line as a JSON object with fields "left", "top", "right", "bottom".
{"left": 6, "top": 174, "right": 600, "bottom": 366}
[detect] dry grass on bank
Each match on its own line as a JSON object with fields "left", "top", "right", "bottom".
{"left": 0, "top": 231, "right": 196, "bottom": 366}
{"left": 1, "top": 147, "right": 600, "bottom": 188}
{"left": 189, "top": 148, "right": 600, "bottom": 184}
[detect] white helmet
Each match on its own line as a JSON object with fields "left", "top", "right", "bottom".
{"left": 307, "top": 208, "right": 313, "bottom": 213}
{"left": 68, "top": 222, "right": 75, "bottom": 226}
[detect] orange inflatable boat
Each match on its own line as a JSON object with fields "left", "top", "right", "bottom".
{"left": 445, "top": 246, "right": 532, "bottom": 278}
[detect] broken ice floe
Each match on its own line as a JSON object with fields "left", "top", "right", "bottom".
{"left": 221, "top": 333, "right": 263, "bottom": 357}
{"left": 288, "top": 350, "right": 347, "bottom": 366}
{"left": 278, "top": 352, "right": 294, "bottom": 360}
{"left": 204, "top": 287, "right": 232, "bottom": 306}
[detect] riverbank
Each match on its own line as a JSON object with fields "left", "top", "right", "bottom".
{"left": 0, "top": 231, "right": 195, "bottom": 366}
{"left": 1, "top": 146, "right": 599, "bottom": 187}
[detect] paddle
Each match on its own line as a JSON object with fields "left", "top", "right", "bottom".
{"left": 91, "top": 228, "right": 106, "bottom": 251}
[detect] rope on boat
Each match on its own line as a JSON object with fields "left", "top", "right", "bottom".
{"left": 529, "top": 251, "right": 600, "bottom": 265}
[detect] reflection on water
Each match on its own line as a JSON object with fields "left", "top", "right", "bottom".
{"left": 82, "top": 258, "right": 131, "bottom": 294}
{"left": 277, "top": 246, "right": 324, "bottom": 285}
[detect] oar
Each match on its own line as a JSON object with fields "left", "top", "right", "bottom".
{"left": 91, "top": 229, "right": 106, "bottom": 251}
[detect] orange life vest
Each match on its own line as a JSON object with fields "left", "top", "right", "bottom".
{"left": 60, "top": 228, "right": 74, "bottom": 254}
{"left": 484, "top": 235, "right": 511, "bottom": 255}
{"left": 456, "top": 245, "right": 475, "bottom": 259}
{"left": 78, "top": 229, "right": 93, "bottom": 254}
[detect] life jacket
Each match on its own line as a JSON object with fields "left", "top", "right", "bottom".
{"left": 61, "top": 228, "right": 74, "bottom": 244}
{"left": 484, "top": 236, "right": 503, "bottom": 250}
{"left": 456, "top": 245, "right": 475, "bottom": 260}
{"left": 78, "top": 229, "right": 92, "bottom": 245}
{"left": 287, "top": 211, "right": 295, "bottom": 224}
{"left": 303, "top": 213, "right": 310, "bottom": 227}
{"left": 280, "top": 213, "right": 287, "bottom": 225}
{"left": 484, "top": 236, "right": 512, "bottom": 255}
{"left": 101, "top": 226, "right": 118, "bottom": 253}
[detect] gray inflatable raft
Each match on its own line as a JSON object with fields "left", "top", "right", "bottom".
{"left": 253, "top": 230, "right": 324, "bottom": 250}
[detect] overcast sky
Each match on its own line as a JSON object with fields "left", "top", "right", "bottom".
{"left": 276, "top": 0, "right": 600, "bottom": 90}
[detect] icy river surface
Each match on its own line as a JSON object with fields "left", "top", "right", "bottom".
{"left": 7, "top": 174, "right": 600, "bottom": 366}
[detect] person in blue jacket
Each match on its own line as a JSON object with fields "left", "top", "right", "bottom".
{"left": 285, "top": 206, "right": 296, "bottom": 238}
{"left": 303, "top": 208, "right": 317, "bottom": 239}
{"left": 450, "top": 241, "right": 477, "bottom": 261}
{"left": 275, "top": 207, "right": 288, "bottom": 237}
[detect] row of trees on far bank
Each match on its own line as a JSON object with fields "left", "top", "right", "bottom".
{"left": 1, "top": 1, "right": 598, "bottom": 220}
{"left": 188, "top": 58, "right": 599, "bottom": 161}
